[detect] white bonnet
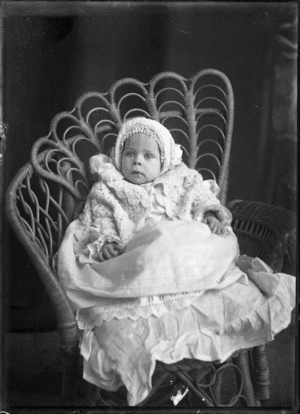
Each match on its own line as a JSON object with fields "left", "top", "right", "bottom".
{"left": 112, "top": 117, "right": 183, "bottom": 175}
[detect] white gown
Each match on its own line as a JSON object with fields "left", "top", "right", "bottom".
{"left": 57, "top": 185, "right": 296, "bottom": 406}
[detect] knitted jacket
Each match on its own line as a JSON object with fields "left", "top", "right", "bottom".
{"left": 74, "top": 156, "right": 232, "bottom": 264}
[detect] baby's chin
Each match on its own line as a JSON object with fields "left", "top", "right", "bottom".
{"left": 124, "top": 172, "right": 151, "bottom": 185}
{"left": 127, "top": 176, "right": 149, "bottom": 185}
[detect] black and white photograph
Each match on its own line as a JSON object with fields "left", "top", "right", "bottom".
{"left": 0, "top": 1, "right": 298, "bottom": 413}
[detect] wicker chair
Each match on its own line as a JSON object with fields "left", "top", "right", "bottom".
{"left": 5, "top": 70, "right": 296, "bottom": 407}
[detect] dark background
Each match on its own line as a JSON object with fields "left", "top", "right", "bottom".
{"left": 2, "top": 2, "right": 297, "bottom": 332}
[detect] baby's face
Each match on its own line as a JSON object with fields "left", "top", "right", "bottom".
{"left": 121, "top": 134, "right": 161, "bottom": 184}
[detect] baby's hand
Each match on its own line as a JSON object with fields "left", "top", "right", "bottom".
{"left": 204, "top": 214, "right": 224, "bottom": 235}
{"left": 99, "top": 242, "right": 124, "bottom": 261}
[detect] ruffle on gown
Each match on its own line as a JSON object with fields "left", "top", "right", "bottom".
{"left": 77, "top": 256, "right": 295, "bottom": 406}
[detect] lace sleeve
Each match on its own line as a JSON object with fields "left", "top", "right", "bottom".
{"left": 192, "top": 179, "right": 232, "bottom": 226}
{"left": 73, "top": 183, "right": 122, "bottom": 264}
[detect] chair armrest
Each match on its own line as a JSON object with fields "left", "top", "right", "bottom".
{"left": 227, "top": 199, "right": 296, "bottom": 274}
{"left": 6, "top": 162, "right": 80, "bottom": 404}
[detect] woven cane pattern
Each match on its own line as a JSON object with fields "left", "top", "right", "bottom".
{"left": 228, "top": 199, "right": 296, "bottom": 272}
{"left": 30, "top": 70, "right": 234, "bottom": 207}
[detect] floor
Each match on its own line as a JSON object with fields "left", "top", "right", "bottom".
{"left": 2, "top": 312, "right": 297, "bottom": 412}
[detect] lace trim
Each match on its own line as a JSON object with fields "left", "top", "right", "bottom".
{"left": 77, "top": 267, "right": 296, "bottom": 343}
{"left": 76, "top": 291, "right": 205, "bottom": 330}
{"left": 151, "top": 164, "right": 201, "bottom": 219}
{"left": 106, "top": 180, "right": 151, "bottom": 208}
{"left": 88, "top": 158, "right": 227, "bottom": 224}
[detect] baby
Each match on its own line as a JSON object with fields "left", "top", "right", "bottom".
{"left": 100, "top": 125, "right": 223, "bottom": 261}
{"left": 57, "top": 117, "right": 295, "bottom": 406}
{"left": 73, "top": 116, "right": 233, "bottom": 269}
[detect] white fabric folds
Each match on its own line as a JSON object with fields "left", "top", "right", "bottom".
{"left": 78, "top": 254, "right": 295, "bottom": 406}
{"left": 57, "top": 218, "right": 296, "bottom": 406}
{"left": 58, "top": 220, "right": 244, "bottom": 308}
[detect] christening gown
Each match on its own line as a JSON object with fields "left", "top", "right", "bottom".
{"left": 57, "top": 155, "right": 295, "bottom": 406}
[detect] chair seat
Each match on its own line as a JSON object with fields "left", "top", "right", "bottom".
{"left": 92, "top": 348, "right": 268, "bottom": 407}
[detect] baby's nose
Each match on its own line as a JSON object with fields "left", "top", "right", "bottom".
{"left": 134, "top": 155, "right": 143, "bottom": 165}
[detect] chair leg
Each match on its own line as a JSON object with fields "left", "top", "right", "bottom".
{"left": 85, "top": 383, "right": 98, "bottom": 406}
{"left": 250, "top": 345, "right": 270, "bottom": 402}
{"left": 232, "top": 350, "right": 257, "bottom": 406}
{"left": 61, "top": 345, "right": 80, "bottom": 405}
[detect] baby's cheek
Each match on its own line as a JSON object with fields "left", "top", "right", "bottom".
{"left": 121, "top": 161, "right": 129, "bottom": 175}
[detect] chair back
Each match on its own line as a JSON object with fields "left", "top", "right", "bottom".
{"left": 6, "top": 70, "right": 234, "bottom": 273}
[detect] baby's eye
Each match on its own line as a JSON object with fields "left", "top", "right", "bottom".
{"left": 125, "top": 151, "right": 135, "bottom": 157}
{"left": 145, "top": 153, "right": 154, "bottom": 159}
